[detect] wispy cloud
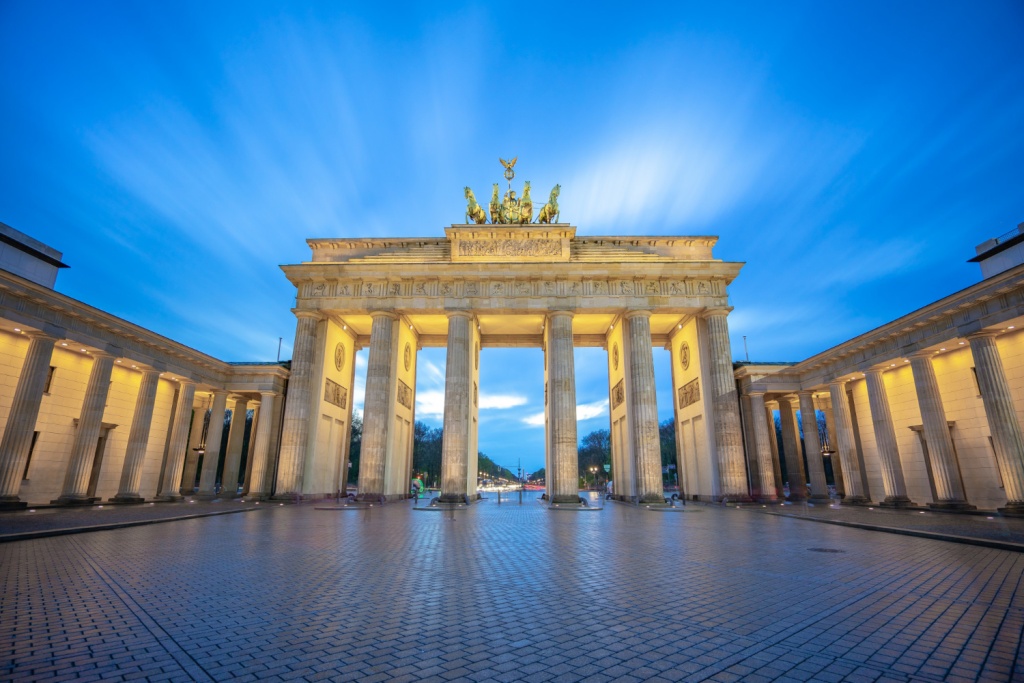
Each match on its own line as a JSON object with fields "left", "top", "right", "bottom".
{"left": 521, "top": 398, "right": 609, "bottom": 428}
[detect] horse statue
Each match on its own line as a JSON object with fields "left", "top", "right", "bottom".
{"left": 488, "top": 184, "right": 500, "bottom": 224}
{"left": 518, "top": 181, "right": 533, "bottom": 224}
{"left": 464, "top": 187, "right": 487, "bottom": 224}
{"left": 536, "top": 184, "right": 561, "bottom": 224}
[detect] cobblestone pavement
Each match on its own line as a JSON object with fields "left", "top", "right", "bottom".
{"left": 2, "top": 492, "right": 1023, "bottom": 682}
{"left": 741, "top": 501, "right": 1024, "bottom": 548}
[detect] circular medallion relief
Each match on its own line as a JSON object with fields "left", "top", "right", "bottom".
{"left": 612, "top": 343, "right": 620, "bottom": 371}
{"left": 404, "top": 342, "right": 411, "bottom": 371}
{"left": 680, "top": 342, "right": 690, "bottom": 371}
{"left": 334, "top": 342, "right": 345, "bottom": 372}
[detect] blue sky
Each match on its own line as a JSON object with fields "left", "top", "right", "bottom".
{"left": 1, "top": 1, "right": 1022, "bottom": 473}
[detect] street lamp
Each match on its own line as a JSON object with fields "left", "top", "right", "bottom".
{"left": 589, "top": 466, "right": 598, "bottom": 490}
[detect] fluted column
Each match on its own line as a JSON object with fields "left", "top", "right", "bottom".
{"left": 624, "top": 312, "right": 663, "bottom": 504}
{"left": 274, "top": 310, "right": 322, "bottom": 498}
{"left": 545, "top": 312, "right": 580, "bottom": 504}
{"left": 0, "top": 332, "right": 58, "bottom": 506}
{"left": 829, "top": 381, "right": 870, "bottom": 504}
{"left": 196, "top": 391, "right": 229, "bottom": 498}
{"left": 241, "top": 404, "right": 260, "bottom": 496}
{"left": 703, "top": 309, "right": 750, "bottom": 501}
{"left": 821, "top": 396, "right": 844, "bottom": 496}
{"left": 968, "top": 333, "right": 1024, "bottom": 514}
{"left": 112, "top": 369, "right": 160, "bottom": 503}
{"left": 909, "top": 352, "right": 972, "bottom": 509}
{"left": 764, "top": 400, "right": 785, "bottom": 499}
{"left": 798, "top": 392, "right": 831, "bottom": 501}
{"left": 778, "top": 397, "right": 807, "bottom": 501}
{"left": 180, "top": 397, "right": 208, "bottom": 495}
{"left": 218, "top": 398, "right": 249, "bottom": 498}
{"left": 864, "top": 369, "right": 913, "bottom": 507}
{"left": 439, "top": 313, "right": 472, "bottom": 503}
{"left": 55, "top": 352, "right": 115, "bottom": 504}
{"left": 156, "top": 381, "right": 196, "bottom": 501}
{"left": 246, "top": 392, "right": 277, "bottom": 499}
{"left": 359, "top": 312, "right": 399, "bottom": 500}
{"left": 748, "top": 393, "right": 778, "bottom": 502}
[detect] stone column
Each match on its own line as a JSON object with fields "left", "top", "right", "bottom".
{"left": 798, "top": 392, "right": 831, "bottom": 501}
{"left": 829, "top": 381, "right": 870, "bottom": 504}
{"left": 112, "top": 369, "right": 161, "bottom": 503}
{"left": 702, "top": 309, "right": 750, "bottom": 501}
{"left": 777, "top": 397, "right": 807, "bottom": 502}
{"left": 624, "top": 312, "right": 663, "bottom": 504}
{"left": 909, "top": 352, "right": 972, "bottom": 509}
{"left": 156, "top": 381, "right": 196, "bottom": 501}
{"left": 359, "top": 312, "right": 399, "bottom": 501}
{"left": 196, "top": 391, "right": 229, "bottom": 498}
{"left": 764, "top": 400, "right": 785, "bottom": 499}
{"left": 55, "top": 351, "right": 115, "bottom": 504}
{"left": 180, "top": 396, "right": 208, "bottom": 495}
{"left": 241, "top": 404, "right": 259, "bottom": 496}
{"left": 821, "top": 395, "right": 845, "bottom": 496}
{"left": 864, "top": 369, "right": 913, "bottom": 507}
{"left": 218, "top": 398, "right": 249, "bottom": 498}
{"left": 439, "top": 313, "right": 472, "bottom": 503}
{"left": 246, "top": 392, "right": 277, "bottom": 499}
{"left": 0, "top": 332, "right": 57, "bottom": 507}
{"left": 274, "top": 310, "right": 322, "bottom": 498}
{"left": 968, "top": 333, "right": 1024, "bottom": 515}
{"left": 748, "top": 393, "right": 778, "bottom": 502}
{"left": 545, "top": 312, "right": 581, "bottom": 504}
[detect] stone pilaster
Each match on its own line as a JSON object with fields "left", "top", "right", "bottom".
{"left": 156, "top": 381, "right": 196, "bottom": 501}
{"left": 55, "top": 352, "right": 115, "bottom": 505}
{"left": 748, "top": 393, "right": 778, "bottom": 502}
{"left": 829, "top": 381, "right": 870, "bottom": 504}
{"left": 111, "top": 369, "right": 160, "bottom": 503}
{"left": 778, "top": 397, "right": 807, "bottom": 502}
{"left": 218, "top": 398, "right": 249, "bottom": 498}
{"left": 196, "top": 391, "right": 229, "bottom": 498}
{"left": 764, "top": 400, "right": 785, "bottom": 499}
{"left": 439, "top": 312, "right": 472, "bottom": 503}
{"left": 359, "top": 312, "right": 399, "bottom": 501}
{"left": 624, "top": 311, "right": 663, "bottom": 504}
{"left": 546, "top": 312, "right": 582, "bottom": 504}
{"left": 909, "top": 353, "right": 973, "bottom": 509}
{"left": 864, "top": 369, "right": 913, "bottom": 507}
{"left": 0, "top": 332, "right": 57, "bottom": 507}
{"left": 246, "top": 392, "right": 277, "bottom": 499}
{"left": 968, "top": 333, "right": 1024, "bottom": 515}
{"left": 798, "top": 392, "right": 831, "bottom": 501}
{"left": 274, "top": 311, "right": 322, "bottom": 498}
{"left": 702, "top": 309, "right": 750, "bottom": 501}
{"left": 180, "top": 397, "right": 208, "bottom": 495}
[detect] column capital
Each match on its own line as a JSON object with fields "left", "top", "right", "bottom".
{"left": 908, "top": 349, "right": 938, "bottom": 360}
{"left": 293, "top": 309, "right": 324, "bottom": 321}
{"left": 370, "top": 310, "right": 400, "bottom": 321}
{"left": 966, "top": 330, "right": 999, "bottom": 341}
{"left": 700, "top": 306, "right": 733, "bottom": 319}
{"left": 259, "top": 390, "right": 279, "bottom": 399}
{"left": 747, "top": 390, "right": 766, "bottom": 398}
{"left": 445, "top": 310, "right": 474, "bottom": 321}
{"left": 622, "top": 310, "right": 651, "bottom": 321}
{"left": 88, "top": 349, "right": 116, "bottom": 360}
{"left": 547, "top": 310, "right": 575, "bottom": 321}
{"left": 765, "top": 398, "right": 780, "bottom": 408}
{"left": 797, "top": 389, "right": 816, "bottom": 397}
{"left": 26, "top": 330, "right": 59, "bottom": 342}
{"left": 864, "top": 367, "right": 887, "bottom": 378}
{"left": 828, "top": 379, "right": 848, "bottom": 389}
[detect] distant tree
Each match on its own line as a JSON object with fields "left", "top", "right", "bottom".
{"left": 659, "top": 419, "right": 675, "bottom": 468}
{"left": 577, "top": 428, "right": 610, "bottom": 486}
{"left": 530, "top": 467, "right": 546, "bottom": 483}
{"left": 347, "top": 412, "right": 362, "bottom": 484}
{"left": 412, "top": 421, "right": 443, "bottom": 486}
{"left": 477, "top": 452, "right": 517, "bottom": 481}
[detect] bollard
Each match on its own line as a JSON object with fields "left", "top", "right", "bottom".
{"left": 498, "top": 491, "right": 502, "bottom": 504}
{"left": 518, "top": 488, "right": 523, "bottom": 505}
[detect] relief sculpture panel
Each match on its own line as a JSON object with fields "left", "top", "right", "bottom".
{"left": 397, "top": 380, "right": 413, "bottom": 409}
{"left": 678, "top": 378, "right": 700, "bottom": 409}
{"left": 324, "top": 378, "right": 348, "bottom": 409}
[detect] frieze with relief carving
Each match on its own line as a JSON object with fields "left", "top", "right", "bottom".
{"left": 397, "top": 380, "right": 413, "bottom": 409}
{"left": 458, "top": 239, "right": 562, "bottom": 258}
{"left": 611, "top": 379, "right": 625, "bottom": 409}
{"left": 324, "top": 378, "right": 348, "bottom": 409}
{"left": 678, "top": 378, "right": 700, "bottom": 409}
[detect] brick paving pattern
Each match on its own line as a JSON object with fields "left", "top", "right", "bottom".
{"left": 2, "top": 492, "right": 1022, "bottom": 682}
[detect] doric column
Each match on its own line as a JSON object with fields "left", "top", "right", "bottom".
{"left": 968, "top": 333, "right": 1024, "bottom": 514}
{"left": 55, "top": 351, "right": 115, "bottom": 504}
{"left": 438, "top": 313, "right": 472, "bottom": 502}
{"left": 0, "top": 332, "right": 58, "bottom": 506}
{"left": 112, "top": 369, "right": 161, "bottom": 503}
{"left": 864, "top": 369, "right": 913, "bottom": 507}
{"left": 829, "top": 381, "right": 870, "bottom": 504}
{"left": 241, "top": 403, "right": 260, "bottom": 496}
{"left": 624, "top": 311, "right": 663, "bottom": 504}
{"left": 748, "top": 393, "right": 778, "bottom": 502}
{"left": 179, "top": 397, "right": 208, "bottom": 495}
{"left": 274, "top": 310, "right": 322, "bottom": 498}
{"left": 196, "top": 391, "right": 229, "bottom": 498}
{"left": 764, "top": 400, "right": 785, "bottom": 499}
{"left": 798, "top": 392, "right": 830, "bottom": 501}
{"left": 246, "top": 392, "right": 277, "bottom": 499}
{"left": 821, "top": 395, "right": 845, "bottom": 496}
{"left": 359, "top": 312, "right": 399, "bottom": 500}
{"left": 218, "top": 398, "right": 249, "bottom": 498}
{"left": 909, "top": 352, "right": 972, "bottom": 509}
{"left": 546, "top": 311, "right": 581, "bottom": 504}
{"left": 156, "top": 381, "right": 196, "bottom": 501}
{"left": 702, "top": 309, "right": 750, "bottom": 501}
{"left": 777, "top": 397, "right": 807, "bottom": 502}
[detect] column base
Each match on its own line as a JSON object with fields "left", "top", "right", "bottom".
{"left": 808, "top": 494, "right": 832, "bottom": 502}
{"left": 153, "top": 494, "right": 183, "bottom": 502}
{"left": 754, "top": 496, "right": 781, "bottom": 504}
{"left": 928, "top": 501, "right": 977, "bottom": 511}
{"left": 50, "top": 496, "right": 99, "bottom": 506}
{"left": 0, "top": 499, "right": 28, "bottom": 510}
{"left": 713, "top": 494, "right": 754, "bottom": 504}
{"left": 109, "top": 495, "right": 146, "bottom": 504}
{"left": 842, "top": 496, "right": 873, "bottom": 506}
{"left": 192, "top": 492, "right": 221, "bottom": 501}
{"left": 997, "top": 503, "right": 1024, "bottom": 517}
{"left": 436, "top": 493, "right": 472, "bottom": 505}
{"left": 879, "top": 497, "right": 916, "bottom": 508}
{"left": 637, "top": 493, "right": 667, "bottom": 505}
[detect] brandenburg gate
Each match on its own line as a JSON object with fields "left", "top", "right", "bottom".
{"left": 273, "top": 170, "right": 747, "bottom": 507}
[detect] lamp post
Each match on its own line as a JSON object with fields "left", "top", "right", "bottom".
{"left": 589, "top": 466, "right": 598, "bottom": 490}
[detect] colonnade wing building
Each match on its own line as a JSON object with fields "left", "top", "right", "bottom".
{"left": 275, "top": 225, "right": 747, "bottom": 505}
